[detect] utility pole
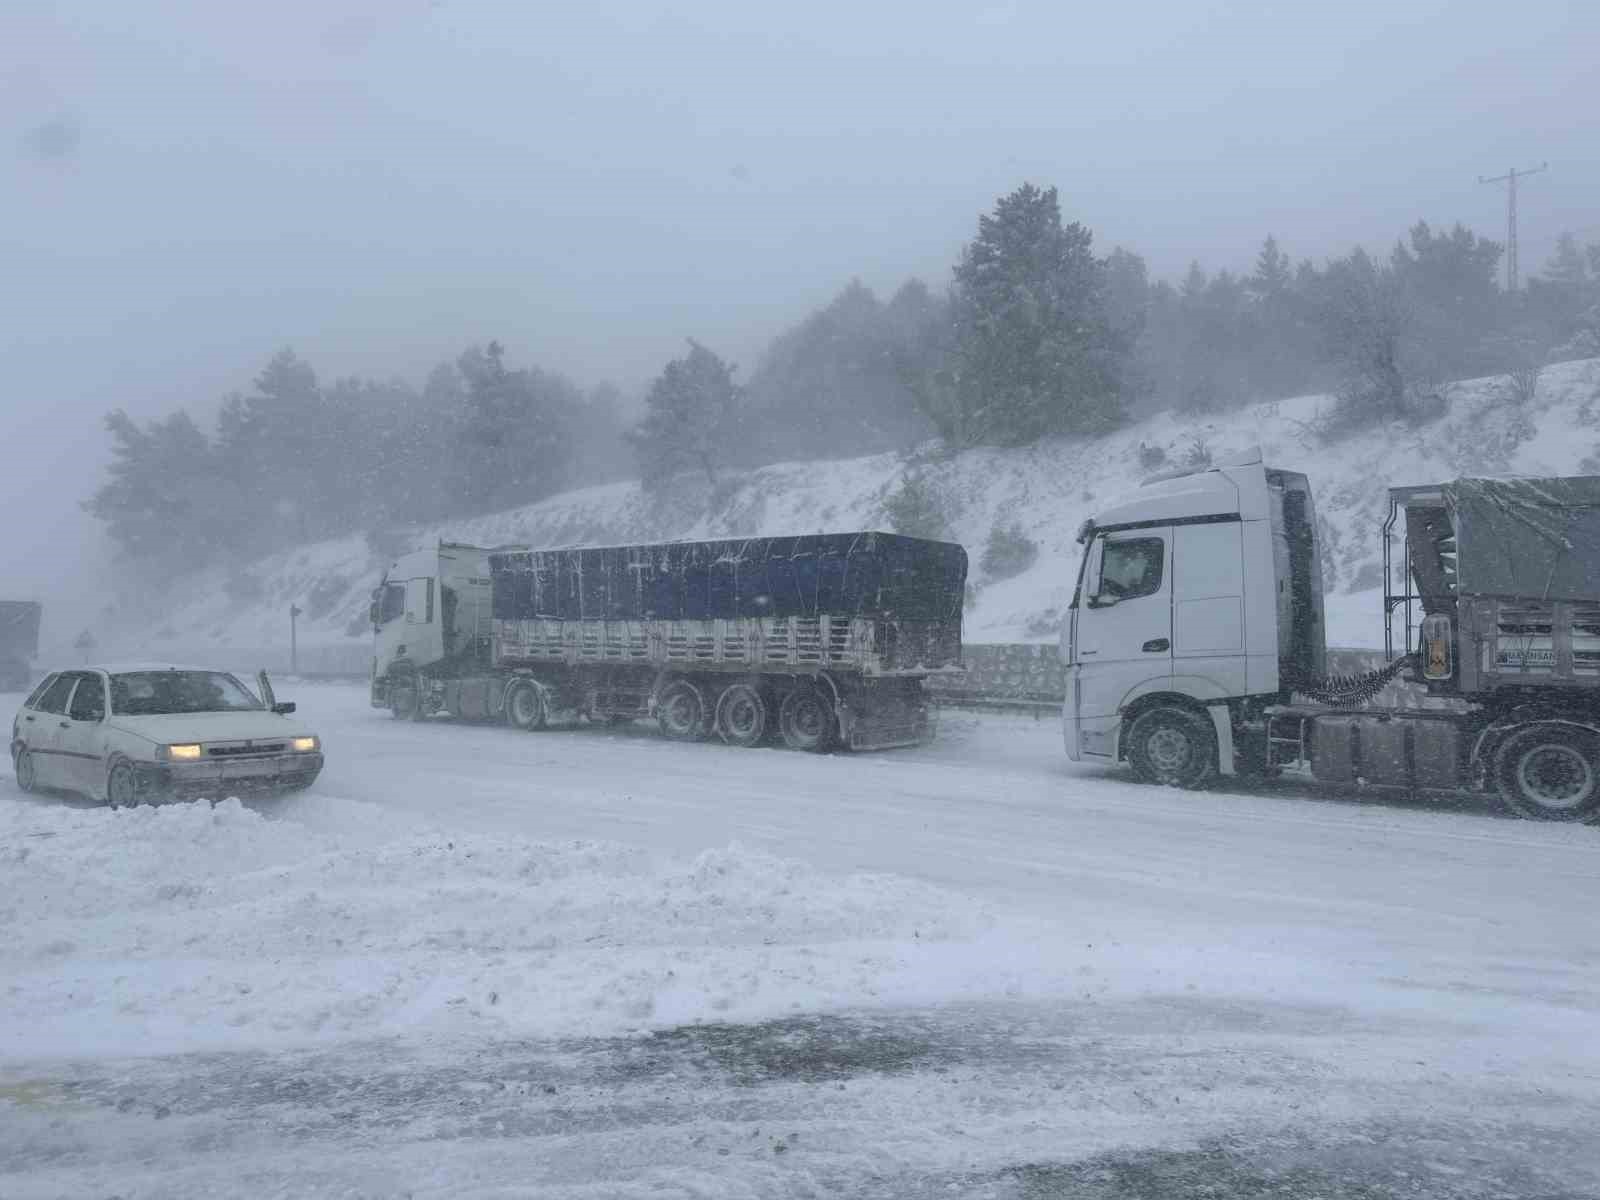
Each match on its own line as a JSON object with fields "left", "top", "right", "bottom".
{"left": 289, "top": 604, "right": 302, "bottom": 676}
{"left": 1478, "top": 162, "right": 1547, "bottom": 292}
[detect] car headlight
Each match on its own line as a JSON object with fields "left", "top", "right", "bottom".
{"left": 161, "top": 743, "right": 203, "bottom": 762}
{"left": 291, "top": 736, "right": 319, "bottom": 753}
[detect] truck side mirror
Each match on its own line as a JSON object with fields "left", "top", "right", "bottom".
{"left": 1086, "top": 592, "right": 1121, "bottom": 609}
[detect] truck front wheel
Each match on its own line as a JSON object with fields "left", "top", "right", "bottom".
{"left": 1125, "top": 706, "right": 1217, "bottom": 789}
{"left": 505, "top": 681, "right": 546, "bottom": 731}
{"left": 1495, "top": 724, "right": 1600, "bottom": 822}
{"left": 389, "top": 674, "right": 421, "bottom": 721}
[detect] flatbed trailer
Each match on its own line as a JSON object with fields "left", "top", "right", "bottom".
{"left": 371, "top": 533, "right": 967, "bottom": 751}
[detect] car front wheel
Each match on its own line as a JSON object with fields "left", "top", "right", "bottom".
{"left": 107, "top": 760, "right": 143, "bottom": 809}
{"left": 14, "top": 747, "right": 38, "bottom": 793}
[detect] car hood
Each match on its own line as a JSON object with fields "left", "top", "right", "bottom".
{"left": 107, "top": 711, "right": 315, "bottom": 744}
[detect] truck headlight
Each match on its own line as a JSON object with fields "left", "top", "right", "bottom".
{"left": 161, "top": 743, "right": 203, "bottom": 762}
{"left": 291, "top": 736, "right": 319, "bottom": 753}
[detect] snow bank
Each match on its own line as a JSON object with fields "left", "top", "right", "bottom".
{"left": 0, "top": 793, "right": 1000, "bottom": 1057}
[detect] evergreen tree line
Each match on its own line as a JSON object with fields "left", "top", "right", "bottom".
{"left": 635, "top": 189, "right": 1600, "bottom": 487}
{"left": 87, "top": 343, "right": 630, "bottom": 575}
{"left": 91, "top": 182, "right": 1600, "bottom": 565}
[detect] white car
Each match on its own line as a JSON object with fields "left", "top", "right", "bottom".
{"left": 10, "top": 664, "right": 323, "bottom": 807}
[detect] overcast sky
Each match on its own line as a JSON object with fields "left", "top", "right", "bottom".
{"left": 3, "top": 0, "right": 1597, "bottom": 640}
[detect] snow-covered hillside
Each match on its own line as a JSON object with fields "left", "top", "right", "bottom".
{"left": 96, "top": 359, "right": 1600, "bottom": 667}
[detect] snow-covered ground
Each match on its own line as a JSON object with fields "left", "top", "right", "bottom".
{"left": 84, "top": 359, "right": 1600, "bottom": 669}
{"left": 5, "top": 684, "right": 1600, "bottom": 1196}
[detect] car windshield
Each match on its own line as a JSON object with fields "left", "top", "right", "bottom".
{"left": 109, "top": 671, "right": 263, "bottom": 716}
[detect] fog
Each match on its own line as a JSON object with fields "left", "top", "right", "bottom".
{"left": 4, "top": 0, "right": 1596, "bottom": 643}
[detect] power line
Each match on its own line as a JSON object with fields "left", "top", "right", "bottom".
{"left": 1478, "top": 162, "right": 1548, "bottom": 292}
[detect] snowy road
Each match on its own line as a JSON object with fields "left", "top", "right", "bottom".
{"left": 5, "top": 683, "right": 1600, "bottom": 1197}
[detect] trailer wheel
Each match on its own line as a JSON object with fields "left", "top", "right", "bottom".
{"left": 715, "top": 683, "right": 768, "bottom": 748}
{"left": 1494, "top": 724, "right": 1600, "bottom": 822}
{"left": 1125, "top": 705, "right": 1217, "bottom": 789}
{"left": 505, "top": 681, "right": 546, "bottom": 732}
{"left": 779, "top": 686, "right": 836, "bottom": 752}
{"left": 656, "top": 681, "right": 708, "bottom": 741}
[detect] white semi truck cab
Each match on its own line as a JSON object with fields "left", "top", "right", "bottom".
{"left": 370, "top": 542, "right": 498, "bottom": 707}
{"left": 1063, "top": 450, "right": 1600, "bottom": 823}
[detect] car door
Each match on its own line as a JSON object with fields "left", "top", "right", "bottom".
{"left": 60, "top": 671, "right": 109, "bottom": 796}
{"left": 1073, "top": 528, "right": 1174, "bottom": 724}
{"left": 23, "top": 672, "right": 77, "bottom": 788}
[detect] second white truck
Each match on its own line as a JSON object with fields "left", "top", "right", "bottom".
{"left": 1063, "top": 448, "right": 1600, "bottom": 822}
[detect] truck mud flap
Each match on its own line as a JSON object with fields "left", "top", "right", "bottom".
{"left": 843, "top": 701, "right": 934, "bottom": 751}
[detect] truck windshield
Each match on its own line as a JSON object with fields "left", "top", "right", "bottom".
{"left": 110, "top": 671, "right": 264, "bottom": 715}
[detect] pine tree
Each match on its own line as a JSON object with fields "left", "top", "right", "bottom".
{"left": 942, "top": 183, "right": 1125, "bottom": 444}
{"left": 450, "top": 341, "right": 580, "bottom": 515}
{"left": 215, "top": 347, "right": 327, "bottom": 542}
{"left": 629, "top": 341, "right": 740, "bottom": 488}
{"left": 1249, "top": 235, "right": 1291, "bottom": 300}
{"left": 85, "top": 409, "right": 240, "bottom": 571}
{"left": 1389, "top": 221, "right": 1503, "bottom": 376}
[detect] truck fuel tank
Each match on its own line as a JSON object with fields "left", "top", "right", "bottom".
{"left": 1308, "top": 712, "right": 1461, "bottom": 791}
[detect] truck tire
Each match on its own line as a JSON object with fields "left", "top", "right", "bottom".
{"left": 1494, "top": 724, "right": 1600, "bottom": 822}
{"left": 505, "top": 681, "right": 546, "bottom": 732}
{"left": 715, "top": 683, "right": 768, "bottom": 748}
{"left": 1125, "top": 705, "right": 1217, "bottom": 789}
{"left": 779, "top": 686, "right": 836, "bottom": 752}
{"left": 656, "top": 681, "right": 708, "bottom": 741}
{"left": 389, "top": 673, "right": 422, "bottom": 721}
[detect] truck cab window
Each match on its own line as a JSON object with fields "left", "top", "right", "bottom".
{"left": 1099, "top": 537, "right": 1164, "bottom": 600}
{"left": 378, "top": 584, "right": 405, "bottom": 624}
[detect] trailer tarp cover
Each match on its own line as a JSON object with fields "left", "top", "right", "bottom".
{"left": 488, "top": 533, "right": 968, "bottom": 623}
{"left": 1449, "top": 476, "right": 1600, "bottom": 601}
{"left": 0, "top": 600, "right": 42, "bottom": 657}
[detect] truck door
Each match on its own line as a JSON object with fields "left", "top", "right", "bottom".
{"left": 1172, "top": 520, "right": 1246, "bottom": 694}
{"left": 1073, "top": 528, "right": 1174, "bottom": 730}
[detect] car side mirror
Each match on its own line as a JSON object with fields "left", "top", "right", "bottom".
{"left": 273, "top": 701, "right": 297, "bottom": 715}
